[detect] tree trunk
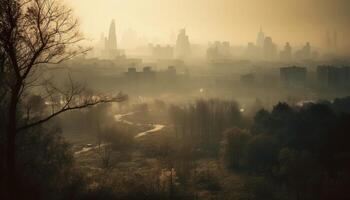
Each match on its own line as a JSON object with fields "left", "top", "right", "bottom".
{"left": 6, "top": 84, "right": 20, "bottom": 200}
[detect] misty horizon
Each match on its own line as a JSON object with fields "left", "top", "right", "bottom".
{"left": 69, "top": 0, "right": 350, "bottom": 51}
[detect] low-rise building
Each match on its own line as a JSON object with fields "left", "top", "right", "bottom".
{"left": 317, "top": 65, "right": 350, "bottom": 88}
{"left": 280, "top": 66, "right": 307, "bottom": 87}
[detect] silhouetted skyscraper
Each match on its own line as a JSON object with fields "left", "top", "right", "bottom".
{"left": 256, "top": 27, "right": 265, "bottom": 47}
{"left": 304, "top": 42, "right": 311, "bottom": 56}
{"left": 175, "top": 29, "right": 191, "bottom": 59}
{"left": 333, "top": 30, "right": 337, "bottom": 50}
{"left": 295, "top": 42, "right": 311, "bottom": 60}
{"left": 326, "top": 31, "right": 332, "bottom": 49}
{"left": 102, "top": 19, "right": 123, "bottom": 59}
{"left": 263, "top": 36, "right": 277, "bottom": 60}
{"left": 107, "top": 19, "right": 117, "bottom": 50}
{"left": 325, "top": 30, "right": 337, "bottom": 52}
{"left": 280, "top": 42, "right": 292, "bottom": 61}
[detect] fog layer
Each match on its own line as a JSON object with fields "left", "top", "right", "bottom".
{"left": 70, "top": 0, "right": 350, "bottom": 47}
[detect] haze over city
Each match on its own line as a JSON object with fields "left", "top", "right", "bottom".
{"left": 69, "top": 0, "right": 350, "bottom": 49}
{"left": 1, "top": 0, "right": 350, "bottom": 199}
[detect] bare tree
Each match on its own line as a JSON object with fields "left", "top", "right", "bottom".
{"left": 0, "top": 0, "right": 126, "bottom": 198}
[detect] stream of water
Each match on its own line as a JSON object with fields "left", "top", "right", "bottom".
{"left": 75, "top": 112, "right": 166, "bottom": 154}
{"left": 114, "top": 112, "right": 166, "bottom": 138}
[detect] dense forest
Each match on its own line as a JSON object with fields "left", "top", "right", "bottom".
{"left": 1, "top": 95, "right": 350, "bottom": 199}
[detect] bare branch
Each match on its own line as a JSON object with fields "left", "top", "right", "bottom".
{"left": 17, "top": 93, "right": 128, "bottom": 131}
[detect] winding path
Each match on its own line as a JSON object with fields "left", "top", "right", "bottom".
{"left": 75, "top": 111, "right": 166, "bottom": 155}
{"left": 135, "top": 124, "right": 166, "bottom": 138}
{"left": 114, "top": 112, "right": 166, "bottom": 138}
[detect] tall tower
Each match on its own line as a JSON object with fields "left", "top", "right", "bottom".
{"left": 263, "top": 36, "right": 277, "bottom": 60}
{"left": 325, "top": 30, "right": 331, "bottom": 49}
{"left": 256, "top": 26, "right": 265, "bottom": 47}
{"left": 280, "top": 42, "right": 292, "bottom": 61}
{"left": 175, "top": 29, "right": 191, "bottom": 59}
{"left": 325, "top": 29, "right": 337, "bottom": 53}
{"left": 107, "top": 19, "right": 117, "bottom": 50}
{"left": 333, "top": 30, "right": 337, "bottom": 50}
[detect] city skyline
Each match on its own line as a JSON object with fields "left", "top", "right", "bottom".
{"left": 90, "top": 21, "right": 334, "bottom": 61}
{"left": 68, "top": 0, "right": 350, "bottom": 50}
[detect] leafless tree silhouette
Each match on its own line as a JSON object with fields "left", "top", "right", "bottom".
{"left": 0, "top": 0, "right": 127, "bottom": 198}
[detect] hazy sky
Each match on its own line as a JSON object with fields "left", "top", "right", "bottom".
{"left": 68, "top": 0, "right": 350, "bottom": 47}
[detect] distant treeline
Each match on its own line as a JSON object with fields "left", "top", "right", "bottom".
{"left": 225, "top": 98, "right": 350, "bottom": 200}
{"left": 2, "top": 95, "right": 350, "bottom": 199}
{"left": 169, "top": 99, "right": 245, "bottom": 154}
{"left": 169, "top": 97, "right": 350, "bottom": 199}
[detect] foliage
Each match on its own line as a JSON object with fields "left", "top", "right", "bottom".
{"left": 13, "top": 122, "right": 87, "bottom": 200}
{"left": 238, "top": 176, "right": 278, "bottom": 200}
{"left": 169, "top": 99, "right": 244, "bottom": 154}
{"left": 224, "top": 128, "right": 251, "bottom": 169}
{"left": 224, "top": 97, "right": 350, "bottom": 200}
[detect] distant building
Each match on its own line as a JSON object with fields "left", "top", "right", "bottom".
{"left": 294, "top": 42, "right": 311, "bottom": 60}
{"left": 210, "top": 59, "right": 251, "bottom": 70}
{"left": 66, "top": 57, "right": 142, "bottom": 71}
{"left": 325, "top": 30, "right": 337, "bottom": 52}
{"left": 125, "top": 66, "right": 156, "bottom": 83}
{"left": 166, "top": 66, "right": 177, "bottom": 77}
{"left": 263, "top": 36, "right": 277, "bottom": 60}
{"left": 317, "top": 65, "right": 350, "bottom": 88}
{"left": 150, "top": 44, "right": 174, "bottom": 59}
{"left": 107, "top": 20, "right": 117, "bottom": 50}
{"left": 333, "top": 31, "right": 338, "bottom": 50}
{"left": 142, "top": 66, "right": 156, "bottom": 81}
{"left": 240, "top": 73, "right": 255, "bottom": 86}
{"left": 156, "top": 59, "right": 185, "bottom": 70}
{"left": 127, "top": 67, "right": 137, "bottom": 73}
{"left": 256, "top": 27, "right": 265, "bottom": 48}
{"left": 175, "top": 29, "right": 191, "bottom": 59}
{"left": 246, "top": 42, "right": 260, "bottom": 60}
{"left": 157, "top": 66, "right": 177, "bottom": 83}
{"left": 280, "top": 42, "right": 292, "bottom": 61}
{"left": 125, "top": 66, "right": 178, "bottom": 90}
{"left": 280, "top": 66, "right": 307, "bottom": 87}
{"left": 207, "top": 41, "right": 231, "bottom": 60}
{"left": 102, "top": 19, "right": 124, "bottom": 59}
